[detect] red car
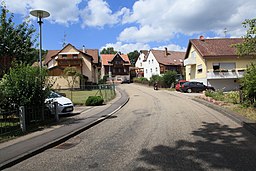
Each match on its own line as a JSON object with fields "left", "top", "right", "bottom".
{"left": 175, "top": 80, "right": 188, "bottom": 91}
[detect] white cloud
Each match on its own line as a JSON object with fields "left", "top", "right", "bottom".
{"left": 153, "top": 44, "right": 186, "bottom": 52}
{"left": 80, "top": 0, "right": 129, "bottom": 28}
{"left": 4, "top": 0, "right": 82, "bottom": 25}
{"left": 119, "top": 0, "right": 256, "bottom": 43}
{"left": 118, "top": 26, "right": 173, "bottom": 43}
{"left": 101, "top": 42, "right": 150, "bottom": 54}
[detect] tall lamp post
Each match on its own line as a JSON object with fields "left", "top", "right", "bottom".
{"left": 30, "top": 10, "right": 50, "bottom": 68}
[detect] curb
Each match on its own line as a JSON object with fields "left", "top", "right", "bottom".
{"left": 0, "top": 88, "right": 129, "bottom": 170}
{"left": 193, "top": 98, "right": 256, "bottom": 136}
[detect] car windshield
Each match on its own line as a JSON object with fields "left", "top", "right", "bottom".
{"left": 180, "top": 82, "right": 186, "bottom": 85}
{"left": 49, "top": 91, "right": 62, "bottom": 98}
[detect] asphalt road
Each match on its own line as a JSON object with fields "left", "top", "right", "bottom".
{"left": 5, "top": 84, "right": 256, "bottom": 171}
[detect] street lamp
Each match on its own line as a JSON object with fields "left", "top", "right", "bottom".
{"left": 30, "top": 10, "right": 50, "bottom": 68}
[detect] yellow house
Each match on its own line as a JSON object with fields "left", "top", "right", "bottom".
{"left": 44, "top": 44, "right": 100, "bottom": 89}
{"left": 184, "top": 37, "right": 256, "bottom": 91}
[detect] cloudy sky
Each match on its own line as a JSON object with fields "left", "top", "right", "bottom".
{"left": 3, "top": 0, "right": 256, "bottom": 53}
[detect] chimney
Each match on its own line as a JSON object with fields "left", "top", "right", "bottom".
{"left": 165, "top": 47, "right": 168, "bottom": 56}
{"left": 82, "top": 45, "right": 86, "bottom": 53}
{"left": 199, "top": 35, "right": 205, "bottom": 41}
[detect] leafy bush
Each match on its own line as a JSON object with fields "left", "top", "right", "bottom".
{"left": 149, "top": 75, "right": 162, "bottom": 86}
{"left": 0, "top": 64, "right": 50, "bottom": 110}
{"left": 241, "top": 63, "right": 256, "bottom": 107}
{"left": 205, "top": 90, "right": 225, "bottom": 101}
{"left": 133, "top": 77, "right": 149, "bottom": 84}
{"left": 86, "top": 96, "right": 104, "bottom": 106}
{"left": 162, "top": 70, "right": 177, "bottom": 88}
{"left": 225, "top": 91, "right": 240, "bottom": 104}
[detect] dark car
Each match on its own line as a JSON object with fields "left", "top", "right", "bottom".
{"left": 175, "top": 80, "right": 188, "bottom": 91}
{"left": 180, "top": 81, "right": 215, "bottom": 93}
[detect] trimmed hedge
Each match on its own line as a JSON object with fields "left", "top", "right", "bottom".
{"left": 86, "top": 96, "right": 104, "bottom": 106}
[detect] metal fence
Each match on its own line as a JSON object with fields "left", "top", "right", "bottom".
{"left": 0, "top": 105, "right": 54, "bottom": 142}
{"left": 92, "top": 84, "right": 116, "bottom": 102}
{"left": 0, "top": 109, "right": 20, "bottom": 138}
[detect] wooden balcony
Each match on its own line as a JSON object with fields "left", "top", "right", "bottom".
{"left": 56, "top": 58, "right": 82, "bottom": 66}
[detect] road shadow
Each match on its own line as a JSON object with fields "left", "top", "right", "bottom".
{"left": 135, "top": 122, "right": 256, "bottom": 171}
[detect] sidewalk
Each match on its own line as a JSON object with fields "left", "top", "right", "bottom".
{"left": 0, "top": 87, "right": 129, "bottom": 170}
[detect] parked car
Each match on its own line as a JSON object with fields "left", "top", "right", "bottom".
{"left": 45, "top": 91, "right": 74, "bottom": 115}
{"left": 175, "top": 80, "right": 188, "bottom": 91}
{"left": 180, "top": 81, "right": 215, "bottom": 93}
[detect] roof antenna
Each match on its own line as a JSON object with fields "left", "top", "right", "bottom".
{"left": 224, "top": 28, "right": 228, "bottom": 38}
{"left": 62, "top": 32, "right": 67, "bottom": 47}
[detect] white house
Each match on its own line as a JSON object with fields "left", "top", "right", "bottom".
{"left": 142, "top": 48, "right": 186, "bottom": 80}
{"left": 135, "top": 50, "right": 148, "bottom": 77}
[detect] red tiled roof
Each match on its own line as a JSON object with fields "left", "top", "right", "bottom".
{"left": 151, "top": 50, "right": 186, "bottom": 65}
{"left": 185, "top": 38, "right": 244, "bottom": 59}
{"left": 101, "top": 53, "right": 131, "bottom": 66}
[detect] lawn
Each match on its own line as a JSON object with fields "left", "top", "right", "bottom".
{"left": 57, "top": 89, "right": 115, "bottom": 105}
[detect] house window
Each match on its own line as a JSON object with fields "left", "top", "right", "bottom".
{"left": 156, "top": 67, "right": 158, "bottom": 72}
{"left": 124, "top": 68, "right": 127, "bottom": 72}
{"left": 149, "top": 60, "right": 150, "bottom": 64}
{"left": 213, "top": 63, "right": 236, "bottom": 71}
{"left": 152, "top": 59, "right": 153, "bottom": 63}
{"left": 140, "top": 62, "right": 142, "bottom": 67}
{"left": 150, "top": 68, "right": 152, "bottom": 73}
{"left": 146, "top": 69, "right": 148, "bottom": 73}
{"left": 197, "top": 64, "right": 202, "bottom": 73}
{"left": 73, "top": 54, "right": 78, "bottom": 58}
{"left": 118, "top": 68, "right": 121, "bottom": 73}
{"left": 62, "top": 54, "right": 67, "bottom": 59}
{"left": 213, "top": 63, "right": 220, "bottom": 71}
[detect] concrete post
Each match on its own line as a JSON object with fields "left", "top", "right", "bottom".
{"left": 54, "top": 101, "right": 59, "bottom": 122}
{"left": 19, "top": 106, "right": 26, "bottom": 133}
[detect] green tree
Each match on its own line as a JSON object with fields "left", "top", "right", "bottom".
{"left": 162, "top": 70, "right": 177, "bottom": 88}
{"left": 241, "top": 63, "right": 256, "bottom": 106}
{"left": 128, "top": 50, "right": 140, "bottom": 66}
{"left": 62, "top": 67, "right": 82, "bottom": 101}
{"left": 100, "top": 47, "right": 117, "bottom": 54}
{"left": 0, "top": 3, "right": 37, "bottom": 76}
{"left": 234, "top": 18, "right": 256, "bottom": 106}
{"left": 235, "top": 18, "right": 256, "bottom": 56}
{"left": 0, "top": 64, "right": 50, "bottom": 110}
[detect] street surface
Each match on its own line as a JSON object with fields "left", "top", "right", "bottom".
{"left": 5, "top": 84, "right": 256, "bottom": 171}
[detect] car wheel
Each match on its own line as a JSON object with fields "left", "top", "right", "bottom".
{"left": 187, "top": 88, "right": 192, "bottom": 93}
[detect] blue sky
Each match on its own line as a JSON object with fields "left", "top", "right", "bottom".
{"left": 3, "top": 0, "right": 256, "bottom": 53}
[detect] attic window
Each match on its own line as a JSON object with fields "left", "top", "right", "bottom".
{"left": 62, "top": 54, "right": 67, "bottom": 58}
{"left": 73, "top": 54, "right": 78, "bottom": 58}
